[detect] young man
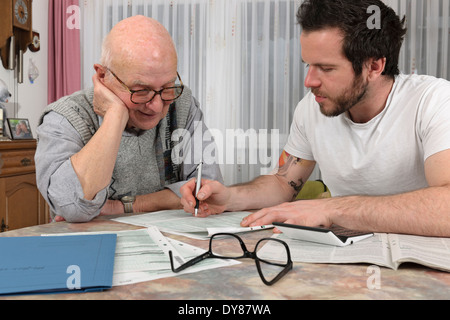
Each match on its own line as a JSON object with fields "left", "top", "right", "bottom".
{"left": 36, "top": 16, "right": 222, "bottom": 222}
{"left": 180, "top": 0, "right": 450, "bottom": 237}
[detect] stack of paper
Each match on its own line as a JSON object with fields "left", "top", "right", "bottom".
{"left": 42, "top": 227, "right": 239, "bottom": 287}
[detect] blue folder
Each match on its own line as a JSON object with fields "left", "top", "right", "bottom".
{"left": 0, "top": 234, "right": 117, "bottom": 296}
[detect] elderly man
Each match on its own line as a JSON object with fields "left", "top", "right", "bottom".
{"left": 180, "top": 0, "right": 450, "bottom": 237}
{"left": 36, "top": 16, "right": 222, "bottom": 222}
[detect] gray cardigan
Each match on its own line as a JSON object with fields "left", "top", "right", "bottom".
{"left": 35, "top": 87, "right": 223, "bottom": 222}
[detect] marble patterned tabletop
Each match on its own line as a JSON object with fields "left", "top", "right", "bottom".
{"left": 1, "top": 215, "right": 449, "bottom": 300}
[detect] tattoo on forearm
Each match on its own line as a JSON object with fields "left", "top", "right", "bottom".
{"left": 277, "top": 155, "right": 301, "bottom": 176}
{"left": 276, "top": 155, "right": 306, "bottom": 198}
{"left": 289, "top": 179, "right": 304, "bottom": 195}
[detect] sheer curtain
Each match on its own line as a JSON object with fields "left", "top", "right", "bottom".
{"left": 386, "top": 0, "right": 450, "bottom": 79}
{"left": 80, "top": 0, "right": 450, "bottom": 185}
{"left": 81, "top": 0, "right": 302, "bottom": 185}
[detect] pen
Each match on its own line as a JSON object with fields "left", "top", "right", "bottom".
{"left": 248, "top": 225, "right": 274, "bottom": 231}
{"left": 194, "top": 161, "right": 203, "bottom": 217}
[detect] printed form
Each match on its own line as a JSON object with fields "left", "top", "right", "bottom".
{"left": 113, "top": 210, "right": 273, "bottom": 240}
{"left": 43, "top": 227, "right": 239, "bottom": 286}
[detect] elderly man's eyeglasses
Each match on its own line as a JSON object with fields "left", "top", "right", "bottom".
{"left": 169, "top": 233, "right": 293, "bottom": 286}
{"left": 107, "top": 68, "right": 184, "bottom": 104}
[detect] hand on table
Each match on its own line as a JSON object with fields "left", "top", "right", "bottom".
{"left": 240, "top": 199, "right": 333, "bottom": 233}
{"left": 54, "top": 200, "right": 126, "bottom": 222}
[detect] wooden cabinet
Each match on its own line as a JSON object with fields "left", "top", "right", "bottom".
{"left": 0, "top": 140, "right": 48, "bottom": 232}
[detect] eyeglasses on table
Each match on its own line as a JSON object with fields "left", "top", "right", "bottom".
{"left": 169, "top": 233, "right": 293, "bottom": 286}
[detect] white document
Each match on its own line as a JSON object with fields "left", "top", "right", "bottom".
{"left": 113, "top": 210, "right": 273, "bottom": 240}
{"left": 113, "top": 227, "right": 239, "bottom": 286}
{"left": 258, "top": 233, "right": 450, "bottom": 272}
{"left": 43, "top": 228, "right": 239, "bottom": 286}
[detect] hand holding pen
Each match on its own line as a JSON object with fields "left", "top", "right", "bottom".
{"left": 180, "top": 172, "right": 230, "bottom": 217}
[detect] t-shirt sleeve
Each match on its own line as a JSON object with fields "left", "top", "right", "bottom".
{"left": 419, "top": 79, "right": 450, "bottom": 161}
{"left": 283, "top": 96, "right": 315, "bottom": 161}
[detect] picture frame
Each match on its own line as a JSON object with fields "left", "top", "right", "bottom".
{"left": 7, "top": 118, "right": 34, "bottom": 140}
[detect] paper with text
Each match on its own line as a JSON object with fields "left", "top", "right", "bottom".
{"left": 113, "top": 228, "right": 239, "bottom": 286}
{"left": 113, "top": 210, "right": 272, "bottom": 240}
{"left": 258, "top": 233, "right": 450, "bottom": 272}
{"left": 43, "top": 228, "right": 239, "bottom": 286}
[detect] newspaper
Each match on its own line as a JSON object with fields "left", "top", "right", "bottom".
{"left": 258, "top": 233, "right": 450, "bottom": 272}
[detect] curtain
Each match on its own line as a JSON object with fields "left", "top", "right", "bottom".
{"left": 81, "top": 0, "right": 302, "bottom": 185}
{"left": 48, "top": 0, "right": 81, "bottom": 104}
{"left": 80, "top": 0, "right": 450, "bottom": 185}
{"left": 385, "top": 0, "right": 450, "bottom": 79}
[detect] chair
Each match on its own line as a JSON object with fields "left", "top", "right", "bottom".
{"left": 295, "top": 180, "right": 331, "bottom": 200}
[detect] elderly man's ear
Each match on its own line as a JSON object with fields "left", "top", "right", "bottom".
{"left": 94, "top": 64, "right": 108, "bottom": 84}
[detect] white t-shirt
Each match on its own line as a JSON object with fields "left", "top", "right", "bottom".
{"left": 284, "top": 74, "right": 450, "bottom": 197}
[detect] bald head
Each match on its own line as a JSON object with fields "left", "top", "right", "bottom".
{"left": 101, "top": 16, "right": 177, "bottom": 72}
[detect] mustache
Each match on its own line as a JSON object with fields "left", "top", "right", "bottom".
{"left": 311, "top": 89, "right": 325, "bottom": 97}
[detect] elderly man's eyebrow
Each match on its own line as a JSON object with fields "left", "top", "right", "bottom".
{"left": 132, "top": 76, "right": 178, "bottom": 88}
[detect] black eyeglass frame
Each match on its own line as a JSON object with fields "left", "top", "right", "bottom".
{"left": 169, "top": 233, "right": 293, "bottom": 286}
{"left": 107, "top": 68, "right": 184, "bottom": 104}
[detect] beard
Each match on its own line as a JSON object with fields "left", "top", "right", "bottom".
{"left": 313, "top": 74, "right": 369, "bottom": 118}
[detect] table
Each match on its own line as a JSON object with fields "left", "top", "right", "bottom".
{"left": 0, "top": 215, "right": 449, "bottom": 301}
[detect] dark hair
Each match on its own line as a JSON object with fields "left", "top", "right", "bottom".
{"left": 297, "top": 0, "right": 407, "bottom": 78}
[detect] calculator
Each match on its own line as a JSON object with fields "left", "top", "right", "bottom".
{"left": 273, "top": 222, "right": 374, "bottom": 247}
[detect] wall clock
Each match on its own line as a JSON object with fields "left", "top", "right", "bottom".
{"left": 0, "top": 0, "right": 35, "bottom": 71}
{"left": 13, "top": 0, "right": 32, "bottom": 31}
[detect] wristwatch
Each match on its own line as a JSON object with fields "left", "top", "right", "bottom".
{"left": 121, "top": 196, "right": 136, "bottom": 214}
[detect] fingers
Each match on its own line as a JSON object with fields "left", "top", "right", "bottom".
{"left": 180, "top": 179, "right": 228, "bottom": 217}
{"left": 180, "top": 178, "right": 197, "bottom": 202}
{"left": 180, "top": 179, "right": 210, "bottom": 216}
{"left": 92, "top": 73, "right": 128, "bottom": 119}
{"left": 241, "top": 207, "right": 291, "bottom": 228}
{"left": 240, "top": 204, "right": 304, "bottom": 228}
{"left": 273, "top": 218, "right": 297, "bottom": 233}
{"left": 180, "top": 179, "right": 216, "bottom": 205}
{"left": 92, "top": 72, "right": 101, "bottom": 85}
{"left": 241, "top": 201, "right": 332, "bottom": 236}
{"left": 194, "top": 179, "right": 218, "bottom": 201}
{"left": 180, "top": 178, "right": 199, "bottom": 213}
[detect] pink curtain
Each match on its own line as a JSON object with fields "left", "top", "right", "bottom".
{"left": 48, "top": 0, "right": 81, "bottom": 104}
